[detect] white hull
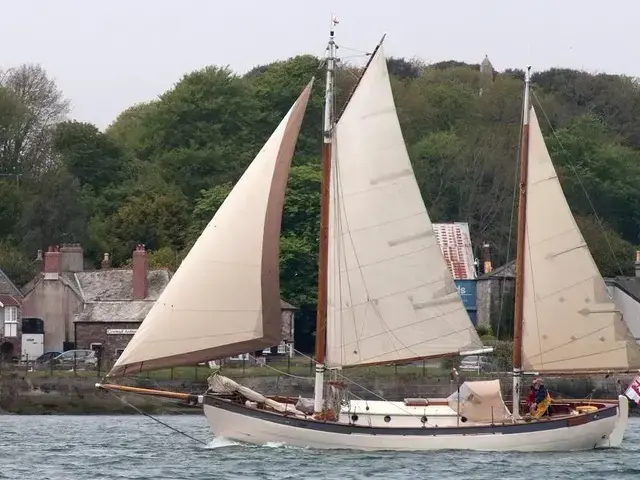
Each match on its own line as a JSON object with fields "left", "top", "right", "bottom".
{"left": 203, "top": 395, "right": 628, "bottom": 452}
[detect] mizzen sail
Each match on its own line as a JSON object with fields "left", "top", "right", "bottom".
{"left": 325, "top": 45, "right": 482, "bottom": 368}
{"left": 521, "top": 106, "right": 640, "bottom": 373}
{"left": 108, "top": 81, "right": 314, "bottom": 376}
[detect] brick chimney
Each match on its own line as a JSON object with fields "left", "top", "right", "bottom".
{"left": 35, "top": 249, "right": 43, "bottom": 272}
{"left": 101, "top": 253, "right": 111, "bottom": 269}
{"left": 635, "top": 250, "right": 640, "bottom": 278}
{"left": 483, "top": 243, "right": 492, "bottom": 274}
{"left": 43, "top": 246, "right": 62, "bottom": 273}
{"left": 60, "top": 243, "right": 84, "bottom": 272}
{"left": 132, "top": 244, "right": 148, "bottom": 300}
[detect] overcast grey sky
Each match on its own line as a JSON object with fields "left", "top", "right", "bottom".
{"left": 2, "top": 0, "right": 638, "bottom": 129}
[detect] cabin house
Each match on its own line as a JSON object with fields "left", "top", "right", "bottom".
{"left": 0, "top": 267, "right": 23, "bottom": 362}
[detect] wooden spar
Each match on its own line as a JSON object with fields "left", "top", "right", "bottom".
{"left": 315, "top": 139, "right": 331, "bottom": 366}
{"left": 96, "top": 383, "right": 201, "bottom": 404}
{"left": 512, "top": 66, "right": 532, "bottom": 413}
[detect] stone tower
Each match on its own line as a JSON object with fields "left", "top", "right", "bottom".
{"left": 479, "top": 55, "right": 494, "bottom": 96}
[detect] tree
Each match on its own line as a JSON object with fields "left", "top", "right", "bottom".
{"left": 0, "top": 242, "right": 34, "bottom": 287}
{"left": 19, "top": 168, "right": 88, "bottom": 255}
{"left": 105, "top": 101, "right": 157, "bottom": 154}
{"left": 135, "top": 66, "right": 262, "bottom": 198}
{"left": 0, "top": 180, "right": 23, "bottom": 239}
{"left": 53, "top": 121, "right": 128, "bottom": 191}
{"left": 104, "top": 175, "right": 190, "bottom": 264}
{"left": 0, "top": 64, "right": 70, "bottom": 177}
{"left": 548, "top": 114, "right": 640, "bottom": 244}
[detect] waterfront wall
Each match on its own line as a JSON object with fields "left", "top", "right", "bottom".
{"left": 0, "top": 371, "right": 637, "bottom": 414}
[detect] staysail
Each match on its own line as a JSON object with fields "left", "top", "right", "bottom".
{"left": 108, "top": 81, "right": 314, "bottom": 376}
{"left": 521, "top": 106, "right": 640, "bottom": 373}
{"left": 325, "top": 45, "right": 482, "bottom": 368}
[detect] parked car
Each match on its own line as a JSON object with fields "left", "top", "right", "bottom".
{"left": 459, "top": 355, "right": 498, "bottom": 373}
{"left": 34, "top": 351, "right": 62, "bottom": 364}
{"left": 37, "top": 349, "right": 97, "bottom": 370}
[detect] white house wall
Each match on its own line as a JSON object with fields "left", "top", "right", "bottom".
{"left": 607, "top": 285, "right": 640, "bottom": 344}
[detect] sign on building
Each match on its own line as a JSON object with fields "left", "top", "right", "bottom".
{"left": 106, "top": 329, "right": 138, "bottom": 335}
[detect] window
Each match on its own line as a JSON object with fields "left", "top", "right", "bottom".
{"left": 229, "top": 353, "right": 249, "bottom": 361}
{"left": 115, "top": 348, "right": 125, "bottom": 358}
{"left": 277, "top": 342, "right": 287, "bottom": 355}
{"left": 3, "top": 307, "right": 18, "bottom": 338}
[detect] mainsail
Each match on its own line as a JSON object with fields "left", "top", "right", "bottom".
{"left": 108, "top": 81, "right": 314, "bottom": 376}
{"left": 521, "top": 106, "right": 640, "bottom": 373}
{"left": 325, "top": 45, "right": 482, "bottom": 368}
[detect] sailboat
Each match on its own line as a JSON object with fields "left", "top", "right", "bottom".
{"left": 97, "top": 24, "right": 638, "bottom": 451}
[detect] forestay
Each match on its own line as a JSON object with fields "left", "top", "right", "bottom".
{"left": 325, "top": 45, "right": 482, "bottom": 368}
{"left": 521, "top": 107, "right": 640, "bottom": 373}
{"left": 108, "top": 81, "right": 314, "bottom": 376}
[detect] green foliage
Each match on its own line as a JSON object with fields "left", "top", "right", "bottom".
{"left": 53, "top": 121, "right": 128, "bottom": 190}
{"left": 1, "top": 55, "right": 640, "bottom": 352}
{"left": 0, "top": 242, "right": 34, "bottom": 287}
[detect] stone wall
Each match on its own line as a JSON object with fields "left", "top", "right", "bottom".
{"left": 281, "top": 310, "right": 294, "bottom": 343}
{"left": 476, "top": 277, "right": 515, "bottom": 330}
{"left": 75, "top": 321, "right": 140, "bottom": 366}
{"left": 0, "top": 372, "right": 637, "bottom": 415}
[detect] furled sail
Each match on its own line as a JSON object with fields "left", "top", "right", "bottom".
{"left": 108, "top": 81, "right": 314, "bottom": 376}
{"left": 325, "top": 45, "right": 482, "bottom": 368}
{"left": 521, "top": 106, "right": 640, "bottom": 373}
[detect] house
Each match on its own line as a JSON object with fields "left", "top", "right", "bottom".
{"left": 23, "top": 243, "right": 298, "bottom": 366}
{"left": 0, "top": 266, "right": 23, "bottom": 361}
{"left": 21, "top": 244, "right": 171, "bottom": 359}
{"left": 476, "top": 251, "right": 640, "bottom": 340}
{"left": 604, "top": 252, "right": 640, "bottom": 344}
{"left": 433, "top": 223, "right": 478, "bottom": 325}
{"left": 475, "top": 260, "right": 515, "bottom": 331}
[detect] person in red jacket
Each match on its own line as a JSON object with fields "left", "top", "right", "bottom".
{"left": 526, "top": 385, "right": 536, "bottom": 413}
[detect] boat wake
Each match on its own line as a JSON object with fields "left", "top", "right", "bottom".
{"left": 204, "top": 437, "right": 241, "bottom": 449}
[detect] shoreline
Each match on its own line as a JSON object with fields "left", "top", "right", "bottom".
{"left": 1, "top": 372, "right": 637, "bottom": 415}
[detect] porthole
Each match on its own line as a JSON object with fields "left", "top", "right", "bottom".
{"left": 460, "top": 416, "right": 468, "bottom": 423}
{"left": 351, "top": 414, "right": 359, "bottom": 422}
{"left": 420, "top": 415, "right": 428, "bottom": 424}
{"left": 384, "top": 415, "right": 391, "bottom": 423}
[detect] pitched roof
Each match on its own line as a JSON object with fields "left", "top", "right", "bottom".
{"left": 606, "top": 276, "right": 640, "bottom": 302}
{"left": 0, "top": 267, "right": 22, "bottom": 297}
{"left": 74, "top": 269, "right": 170, "bottom": 301}
{"left": 0, "top": 294, "right": 21, "bottom": 307}
{"left": 478, "top": 260, "right": 516, "bottom": 279}
{"left": 280, "top": 299, "right": 296, "bottom": 310}
{"left": 432, "top": 223, "right": 477, "bottom": 280}
{"left": 76, "top": 301, "right": 154, "bottom": 323}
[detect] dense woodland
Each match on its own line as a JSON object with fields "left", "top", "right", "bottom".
{"left": 2, "top": 54, "right": 640, "bottom": 350}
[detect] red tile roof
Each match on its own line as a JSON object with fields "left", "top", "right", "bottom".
{"left": 0, "top": 294, "right": 21, "bottom": 307}
{"left": 433, "top": 223, "right": 477, "bottom": 280}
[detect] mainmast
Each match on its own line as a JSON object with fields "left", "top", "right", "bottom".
{"left": 512, "top": 65, "right": 532, "bottom": 417}
{"left": 313, "top": 15, "right": 338, "bottom": 415}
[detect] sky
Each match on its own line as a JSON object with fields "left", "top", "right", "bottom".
{"left": 1, "top": 0, "right": 639, "bottom": 129}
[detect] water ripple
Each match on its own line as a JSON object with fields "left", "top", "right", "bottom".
{"left": 0, "top": 415, "right": 638, "bottom": 480}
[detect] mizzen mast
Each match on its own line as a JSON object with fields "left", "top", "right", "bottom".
{"left": 512, "top": 65, "right": 532, "bottom": 417}
{"left": 313, "top": 15, "right": 338, "bottom": 415}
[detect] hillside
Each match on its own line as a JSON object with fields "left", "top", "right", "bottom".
{"left": 2, "top": 56, "right": 640, "bottom": 350}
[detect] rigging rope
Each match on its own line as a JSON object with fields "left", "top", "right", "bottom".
{"left": 103, "top": 388, "right": 207, "bottom": 446}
